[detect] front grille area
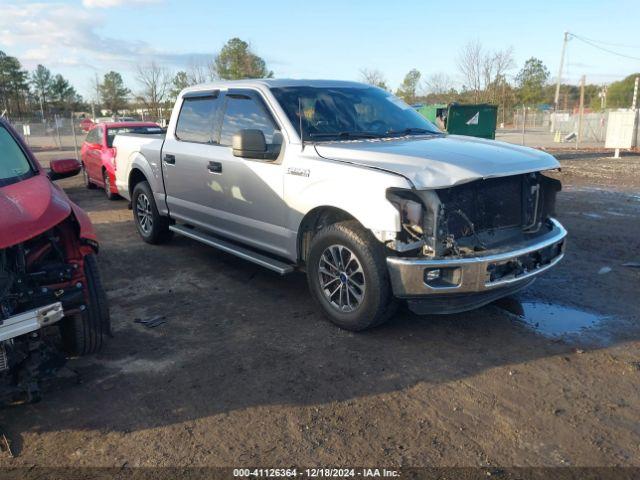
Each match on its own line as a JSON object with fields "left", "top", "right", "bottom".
{"left": 437, "top": 175, "right": 526, "bottom": 238}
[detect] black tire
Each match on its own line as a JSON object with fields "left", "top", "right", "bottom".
{"left": 61, "top": 254, "right": 111, "bottom": 356}
{"left": 132, "top": 181, "right": 173, "bottom": 244}
{"left": 83, "top": 164, "right": 96, "bottom": 189}
{"left": 306, "top": 220, "right": 397, "bottom": 331}
{"left": 103, "top": 169, "right": 118, "bottom": 201}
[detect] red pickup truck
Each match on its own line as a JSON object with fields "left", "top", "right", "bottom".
{"left": 0, "top": 118, "right": 110, "bottom": 403}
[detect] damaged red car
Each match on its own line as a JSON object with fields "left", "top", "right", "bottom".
{"left": 0, "top": 118, "right": 110, "bottom": 403}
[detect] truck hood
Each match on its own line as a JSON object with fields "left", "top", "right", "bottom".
{"left": 0, "top": 174, "right": 72, "bottom": 249}
{"left": 314, "top": 134, "right": 560, "bottom": 189}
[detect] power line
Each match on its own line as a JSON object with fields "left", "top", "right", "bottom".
{"left": 570, "top": 34, "right": 640, "bottom": 50}
{"left": 569, "top": 33, "right": 640, "bottom": 61}
{"left": 569, "top": 33, "right": 640, "bottom": 49}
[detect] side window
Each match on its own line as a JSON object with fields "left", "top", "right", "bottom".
{"left": 175, "top": 95, "right": 219, "bottom": 143}
{"left": 219, "top": 95, "right": 278, "bottom": 147}
{"left": 86, "top": 128, "right": 96, "bottom": 143}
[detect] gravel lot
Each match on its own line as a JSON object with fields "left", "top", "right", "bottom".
{"left": 1, "top": 152, "right": 639, "bottom": 469}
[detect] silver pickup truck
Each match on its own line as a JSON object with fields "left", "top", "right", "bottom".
{"left": 113, "top": 79, "right": 566, "bottom": 331}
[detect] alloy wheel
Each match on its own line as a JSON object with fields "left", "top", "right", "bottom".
{"left": 317, "top": 244, "right": 366, "bottom": 312}
{"left": 136, "top": 193, "right": 153, "bottom": 235}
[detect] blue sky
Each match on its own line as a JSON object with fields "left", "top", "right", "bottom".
{"left": 1, "top": 0, "right": 639, "bottom": 99}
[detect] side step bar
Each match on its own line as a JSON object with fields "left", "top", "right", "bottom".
{"left": 169, "top": 225, "right": 295, "bottom": 275}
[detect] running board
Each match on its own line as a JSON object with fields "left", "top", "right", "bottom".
{"left": 169, "top": 225, "right": 295, "bottom": 275}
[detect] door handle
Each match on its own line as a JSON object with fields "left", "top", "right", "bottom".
{"left": 164, "top": 154, "right": 176, "bottom": 165}
{"left": 208, "top": 161, "right": 222, "bottom": 174}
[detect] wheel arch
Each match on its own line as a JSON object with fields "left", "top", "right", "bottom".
{"left": 296, "top": 206, "right": 359, "bottom": 264}
{"left": 128, "top": 167, "right": 148, "bottom": 198}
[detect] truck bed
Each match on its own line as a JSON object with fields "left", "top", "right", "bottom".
{"left": 113, "top": 132, "right": 165, "bottom": 200}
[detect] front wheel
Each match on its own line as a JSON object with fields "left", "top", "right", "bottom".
{"left": 132, "top": 181, "right": 173, "bottom": 244}
{"left": 306, "top": 220, "right": 396, "bottom": 331}
{"left": 60, "top": 254, "right": 111, "bottom": 356}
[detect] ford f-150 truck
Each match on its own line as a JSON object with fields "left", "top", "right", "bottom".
{"left": 113, "top": 79, "right": 566, "bottom": 331}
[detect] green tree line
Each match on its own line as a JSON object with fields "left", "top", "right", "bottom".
{"left": 1, "top": 38, "right": 638, "bottom": 121}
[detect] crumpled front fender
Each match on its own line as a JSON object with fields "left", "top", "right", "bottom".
{"left": 69, "top": 201, "right": 99, "bottom": 250}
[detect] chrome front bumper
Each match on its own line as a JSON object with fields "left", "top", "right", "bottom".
{"left": 0, "top": 303, "right": 64, "bottom": 342}
{"left": 386, "top": 219, "right": 567, "bottom": 298}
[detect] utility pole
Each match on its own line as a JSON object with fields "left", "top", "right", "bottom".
{"left": 39, "top": 90, "right": 45, "bottom": 123}
{"left": 522, "top": 105, "right": 526, "bottom": 146}
{"left": 632, "top": 76, "right": 639, "bottom": 110}
{"left": 554, "top": 32, "right": 570, "bottom": 111}
{"left": 599, "top": 85, "right": 607, "bottom": 110}
{"left": 576, "top": 75, "right": 585, "bottom": 150}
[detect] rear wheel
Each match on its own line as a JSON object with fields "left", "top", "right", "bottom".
{"left": 132, "top": 181, "right": 173, "bottom": 244}
{"left": 61, "top": 254, "right": 111, "bottom": 356}
{"left": 306, "top": 220, "right": 396, "bottom": 331}
{"left": 103, "top": 170, "right": 117, "bottom": 200}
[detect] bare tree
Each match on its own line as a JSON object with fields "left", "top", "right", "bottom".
{"left": 457, "top": 41, "right": 514, "bottom": 103}
{"left": 136, "top": 61, "right": 171, "bottom": 120}
{"left": 187, "top": 59, "right": 210, "bottom": 85}
{"left": 424, "top": 73, "right": 454, "bottom": 95}
{"left": 359, "top": 68, "right": 389, "bottom": 90}
{"left": 483, "top": 47, "right": 515, "bottom": 103}
{"left": 457, "top": 40, "right": 483, "bottom": 101}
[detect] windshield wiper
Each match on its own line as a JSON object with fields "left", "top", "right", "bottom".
{"left": 385, "top": 127, "right": 436, "bottom": 136}
{"left": 309, "top": 131, "right": 384, "bottom": 140}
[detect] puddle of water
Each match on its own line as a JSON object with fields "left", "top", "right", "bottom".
{"left": 516, "top": 302, "right": 602, "bottom": 336}
{"left": 495, "top": 298, "right": 608, "bottom": 341}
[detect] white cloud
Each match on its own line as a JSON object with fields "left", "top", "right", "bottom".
{"left": 82, "top": 0, "right": 161, "bottom": 8}
{"left": 0, "top": 2, "right": 211, "bottom": 72}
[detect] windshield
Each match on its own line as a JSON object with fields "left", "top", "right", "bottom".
{"left": 270, "top": 85, "right": 441, "bottom": 141}
{"left": 106, "top": 125, "right": 163, "bottom": 147}
{"left": 0, "top": 125, "right": 34, "bottom": 187}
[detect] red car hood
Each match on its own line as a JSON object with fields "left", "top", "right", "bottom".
{"left": 0, "top": 174, "right": 72, "bottom": 249}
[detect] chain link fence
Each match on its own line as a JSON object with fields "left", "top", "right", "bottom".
{"left": 3, "top": 113, "right": 84, "bottom": 158}
{"left": 497, "top": 108, "right": 612, "bottom": 147}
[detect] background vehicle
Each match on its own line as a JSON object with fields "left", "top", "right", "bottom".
{"left": 0, "top": 118, "right": 110, "bottom": 403}
{"left": 81, "top": 122, "right": 162, "bottom": 199}
{"left": 114, "top": 79, "right": 566, "bottom": 331}
{"left": 79, "top": 117, "right": 95, "bottom": 133}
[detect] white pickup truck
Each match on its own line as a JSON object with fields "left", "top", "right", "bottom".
{"left": 113, "top": 79, "right": 566, "bottom": 331}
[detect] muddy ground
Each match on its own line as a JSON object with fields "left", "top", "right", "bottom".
{"left": 0, "top": 152, "right": 639, "bottom": 469}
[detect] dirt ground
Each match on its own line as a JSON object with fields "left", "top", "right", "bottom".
{"left": 0, "top": 151, "right": 639, "bottom": 470}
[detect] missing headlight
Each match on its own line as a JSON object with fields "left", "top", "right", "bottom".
{"left": 386, "top": 189, "right": 428, "bottom": 250}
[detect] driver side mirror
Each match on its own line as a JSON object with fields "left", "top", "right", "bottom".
{"left": 49, "top": 158, "right": 81, "bottom": 181}
{"left": 232, "top": 129, "right": 279, "bottom": 161}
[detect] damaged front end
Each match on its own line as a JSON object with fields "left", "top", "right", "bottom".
{"left": 0, "top": 217, "right": 93, "bottom": 403}
{"left": 385, "top": 172, "right": 567, "bottom": 313}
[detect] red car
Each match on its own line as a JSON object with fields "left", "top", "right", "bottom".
{"left": 0, "top": 118, "right": 110, "bottom": 403}
{"left": 79, "top": 117, "right": 94, "bottom": 133}
{"left": 81, "top": 122, "right": 162, "bottom": 200}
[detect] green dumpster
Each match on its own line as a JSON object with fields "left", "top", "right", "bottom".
{"left": 446, "top": 104, "right": 497, "bottom": 139}
{"left": 416, "top": 104, "right": 447, "bottom": 125}
{"left": 416, "top": 103, "right": 498, "bottom": 139}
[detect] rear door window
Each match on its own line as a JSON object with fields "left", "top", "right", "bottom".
{"left": 219, "top": 94, "right": 279, "bottom": 146}
{"left": 175, "top": 94, "right": 220, "bottom": 143}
